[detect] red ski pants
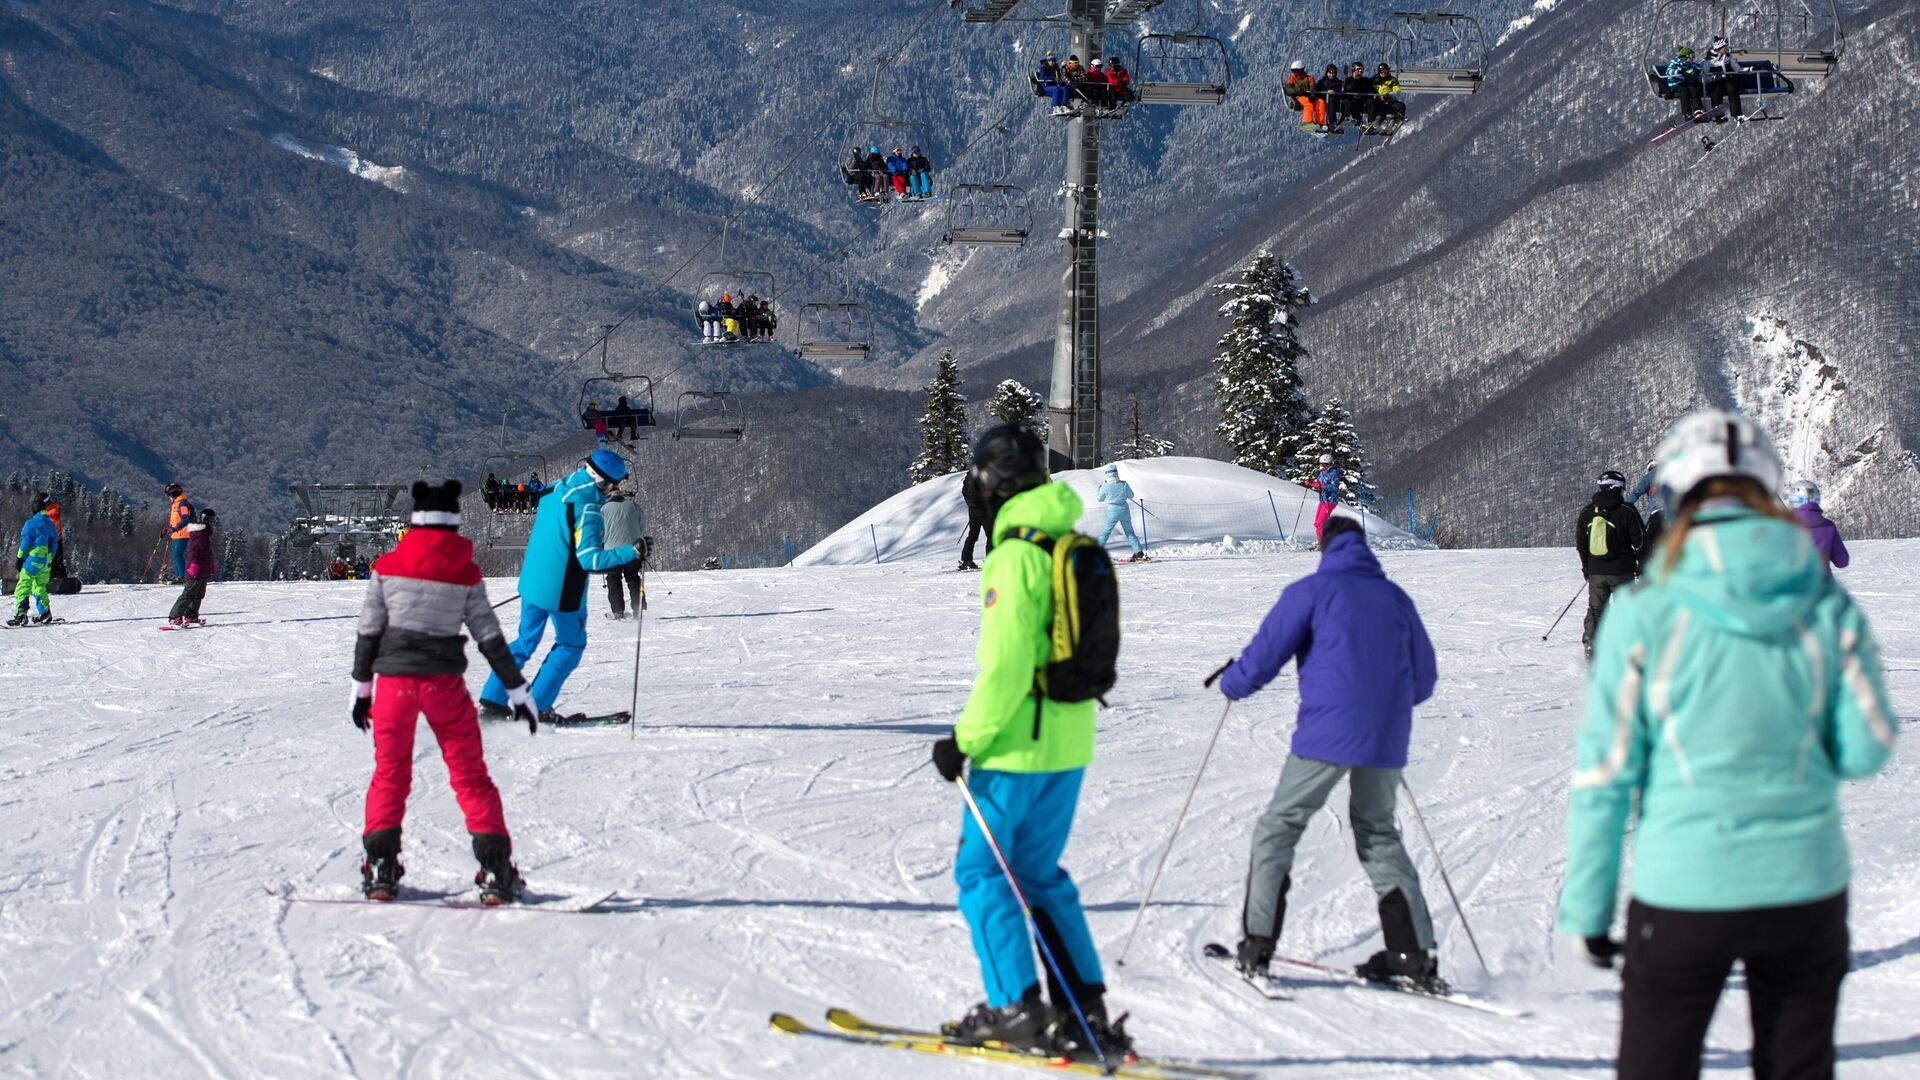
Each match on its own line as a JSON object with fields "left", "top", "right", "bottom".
{"left": 363, "top": 673, "right": 509, "bottom": 839}
{"left": 1314, "top": 501, "right": 1336, "bottom": 541}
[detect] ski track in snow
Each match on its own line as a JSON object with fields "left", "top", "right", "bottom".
{"left": 2, "top": 548, "right": 1918, "bottom": 1077}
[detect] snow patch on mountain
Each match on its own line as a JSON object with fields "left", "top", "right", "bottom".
{"left": 1497, "top": 0, "right": 1559, "bottom": 46}
{"left": 917, "top": 258, "right": 957, "bottom": 312}
{"left": 269, "top": 133, "right": 408, "bottom": 192}
{"left": 1734, "top": 313, "right": 1844, "bottom": 482}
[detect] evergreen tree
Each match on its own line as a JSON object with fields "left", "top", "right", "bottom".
{"left": 1211, "top": 251, "right": 1315, "bottom": 476}
{"left": 220, "top": 531, "right": 246, "bottom": 581}
{"left": 1294, "top": 398, "right": 1375, "bottom": 504}
{"left": 909, "top": 348, "right": 970, "bottom": 483}
{"left": 985, "top": 379, "right": 1047, "bottom": 437}
{"left": 1111, "top": 396, "right": 1174, "bottom": 461}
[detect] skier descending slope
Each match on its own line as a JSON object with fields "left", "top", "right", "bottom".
{"left": 1576, "top": 470, "right": 1645, "bottom": 660}
{"left": 479, "top": 449, "right": 639, "bottom": 720}
{"left": 351, "top": 481, "right": 541, "bottom": 904}
{"left": 1786, "top": 480, "right": 1850, "bottom": 574}
{"left": 1210, "top": 513, "right": 1444, "bottom": 990}
{"left": 929, "top": 424, "right": 1132, "bottom": 1061}
{"left": 1095, "top": 465, "right": 1146, "bottom": 562}
{"left": 1559, "top": 410, "right": 1895, "bottom": 1079}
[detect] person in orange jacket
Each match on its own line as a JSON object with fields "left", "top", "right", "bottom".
{"left": 166, "top": 482, "right": 195, "bottom": 582}
{"left": 1285, "top": 61, "right": 1326, "bottom": 130}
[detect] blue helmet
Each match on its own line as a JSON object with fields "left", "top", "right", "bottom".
{"left": 586, "top": 448, "right": 628, "bottom": 485}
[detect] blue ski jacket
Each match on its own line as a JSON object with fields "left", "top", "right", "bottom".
{"left": 16, "top": 512, "right": 59, "bottom": 575}
{"left": 1217, "top": 529, "right": 1437, "bottom": 768}
{"left": 1314, "top": 466, "right": 1342, "bottom": 505}
{"left": 518, "top": 467, "right": 638, "bottom": 613}
{"left": 1664, "top": 57, "right": 1704, "bottom": 86}
{"left": 1096, "top": 479, "right": 1134, "bottom": 511}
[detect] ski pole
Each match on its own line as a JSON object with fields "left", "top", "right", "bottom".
{"left": 1541, "top": 582, "right": 1586, "bottom": 641}
{"left": 1398, "top": 778, "right": 1489, "bottom": 978}
{"left": 629, "top": 566, "right": 646, "bottom": 742}
{"left": 955, "top": 775, "right": 1113, "bottom": 1075}
{"left": 1132, "top": 499, "right": 1157, "bottom": 518}
{"left": 1290, "top": 492, "right": 1308, "bottom": 540}
{"left": 1116, "top": 700, "right": 1232, "bottom": 968}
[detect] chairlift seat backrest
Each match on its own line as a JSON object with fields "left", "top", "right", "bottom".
{"left": 1133, "top": 82, "right": 1227, "bottom": 105}
{"left": 945, "top": 227, "right": 1030, "bottom": 246}
{"left": 1395, "top": 67, "right": 1481, "bottom": 94}
{"left": 1732, "top": 48, "right": 1833, "bottom": 77}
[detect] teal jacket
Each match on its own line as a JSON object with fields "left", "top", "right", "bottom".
{"left": 518, "top": 467, "right": 637, "bottom": 613}
{"left": 1557, "top": 506, "right": 1895, "bottom": 937}
{"left": 955, "top": 482, "right": 1098, "bottom": 774}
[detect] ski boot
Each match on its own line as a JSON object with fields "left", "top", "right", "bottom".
{"left": 1234, "top": 934, "right": 1275, "bottom": 977}
{"left": 1357, "top": 949, "right": 1448, "bottom": 995}
{"left": 957, "top": 559, "right": 979, "bottom": 571}
{"left": 360, "top": 829, "right": 404, "bottom": 901}
{"left": 31, "top": 610, "right": 54, "bottom": 625}
{"left": 477, "top": 698, "right": 512, "bottom": 720}
{"left": 6, "top": 606, "right": 27, "bottom": 628}
{"left": 1047, "top": 992, "right": 1135, "bottom": 1065}
{"left": 472, "top": 833, "right": 523, "bottom": 906}
{"left": 1127, "top": 551, "right": 1148, "bottom": 563}
{"left": 941, "top": 985, "right": 1052, "bottom": 1053}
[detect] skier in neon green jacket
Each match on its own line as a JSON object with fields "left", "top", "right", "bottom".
{"left": 1557, "top": 410, "right": 1895, "bottom": 1078}
{"left": 930, "top": 424, "right": 1124, "bottom": 1062}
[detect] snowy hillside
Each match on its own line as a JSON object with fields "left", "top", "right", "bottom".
{"left": 4, "top": 546, "right": 1916, "bottom": 1077}
{"left": 796, "top": 457, "right": 1416, "bottom": 567}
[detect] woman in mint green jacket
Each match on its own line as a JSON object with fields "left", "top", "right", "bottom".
{"left": 1557, "top": 410, "right": 1895, "bottom": 1080}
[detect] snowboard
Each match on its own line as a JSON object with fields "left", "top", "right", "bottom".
{"left": 159, "top": 620, "right": 209, "bottom": 631}
{"left": 2, "top": 617, "right": 66, "bottom": 629}
{"left": 266, "top": 881, "right": 619, "bottom": 913}
{"left": 1650, "top": 104, "right": 1729, "bottom": 146}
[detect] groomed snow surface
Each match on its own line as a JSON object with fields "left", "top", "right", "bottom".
{"left": 4, "top": 544, "right": 1917, "bottom": 1078}
{"left": 797, "top": 457, "right": 1418, "bottom": 567}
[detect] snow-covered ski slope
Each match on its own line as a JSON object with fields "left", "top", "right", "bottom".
{"left": 795, "top": 457, "right": 1418, "bottom": 567}
{"left": 3, "top": 546, "right": 1916, "bottom": 1078}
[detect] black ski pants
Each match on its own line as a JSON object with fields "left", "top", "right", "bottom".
{"left": 169, "top": 579, "right": 207, "bottom": 621}
{"left": 1676, "top": 79, "right": 1705, "bottom": 117}
{"left": 606, "top": 563, "right": 643, "bottom": 617}
{"left": 1617, "top": 892, "right": 1849, "bottom": 1080}
{"left": 961, "top": 516, "right": 991, "bottom": 565}
{"left": 1708, "top": 77, "right": 1744, "bottom": 118}
{"left": 1583, "top": 573, "right": 1636, "bottom": 649}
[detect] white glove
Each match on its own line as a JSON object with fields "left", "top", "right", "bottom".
{"left": 506, "top": 683, "right": 539, "bottom": 734}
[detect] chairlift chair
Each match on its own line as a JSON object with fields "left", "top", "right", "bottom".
{"left": 792, "top": 302, "right": 875, "bottom": 361}
{"left": 671, "top": 390, "right": 747, "bottom": 442}
{"left": 578, "top": 375, "right": 658, "bottom": 440}
{"left": 1641, "top": 0, "right": 1838, "bottom": 100}
{"left": 943, "top": 183, "right": 1033, "bottom": 246}
{"left": 1131, "top": 32, "right": 1231, "bottom": 105}
{"left": 1385, "top": 10, "right": 1489, "bottom": 94}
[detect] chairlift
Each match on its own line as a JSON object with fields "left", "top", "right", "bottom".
{"left": 695, "top": 219, "right": 779, "bottom": 346}
{"left": 1132, "top": 32, "right": 1231, "bottom": 106}
{"left": 671, "top": 390, "right": 747, "bottom": 442}
{"left": 792, "top": 303, "right": 874, "bottom": 361}
{"left": 578, "top": 375, "right": 659, "bottom": 440}
{"left": 856, "top": 55, "right": 936, "bottom": 195}
{"left": 286, "top": 483, "right": 405, "bottom": 549}
{"left": 1641, "top": 0, "right": 1840, "bottom": 102}
{"left": 944, "top": 183, "right": 1033, "bottom": 246}
{"left": 1385, "top": 10, "right": 1489, "bottom": 94}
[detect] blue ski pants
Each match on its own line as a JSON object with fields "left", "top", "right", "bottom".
{"left": 910, "top": 170, "right": 932, "bottom": 197}
{"left": 1098, "top": 506, "right": 1142, "bottom": 554}
{"left": 480, "top": 603, "right": 586, "bottom": 713}
{"left": 170, "top": 538, "right": 189, "bottom": 580}
{"left": 956, "top": 768, "right": 1104, "bottom": 1008}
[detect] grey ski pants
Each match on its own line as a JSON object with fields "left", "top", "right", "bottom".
{"left": 1583, "top": 573, "right": 1636, "bottom": 649}
{"left": 1243, "top": 755, "right": 1435, "bottom": 950}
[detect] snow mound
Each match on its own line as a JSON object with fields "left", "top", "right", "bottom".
{"left": 795, "top": 456, "right": 1421, "bottom": 567}
{"left": 269, "top": 133, "right": 409, "bottom": 192}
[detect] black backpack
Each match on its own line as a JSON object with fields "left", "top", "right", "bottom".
{"left": 1007, "top": 527, "right": 1121, "bottom": 733}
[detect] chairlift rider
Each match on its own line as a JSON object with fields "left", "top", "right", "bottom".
{"left": 1370, "top": 64, "right": 1406, "bottom": 129}
{"left": 1704, "top": 36, "right": 1744, "bottom": 122}
{"left": 1341, "top": 63, "right": 1373, "bottom": 129}
{"left": 1105, "top": 56, "right": 1133, "bottom": 105}
{"left": 1036, "top": 53, "right": 1073, "bottom": 115}
{"left": 1664, "top": 44, "right": 1708, "bottom": 121}
{"left": 1315, "top": 64, "right": 1345, "bottom": 129}
{"left": 885, "top": 147, "right": 910, "bottom": 199}
{"left": 906, "top": 146, "right": 934, "bottom": 200}
{"left": 1286, "top": 61, "right": 1328, "bottom": 131}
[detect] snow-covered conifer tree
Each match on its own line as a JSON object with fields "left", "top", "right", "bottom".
{"left": 1294, "top": 398, "right": 1375, "bottom": 504}
{"left": 985, "top": 379, "right": 1048, "bottom": 438}
{"left": 909, "top": 348, "right": 970, "bottom": 483}
{"left": 1212, "top": 251, "right": 1314, "bottom": 476}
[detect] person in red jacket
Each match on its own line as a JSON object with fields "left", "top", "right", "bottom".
{"left": 350, "top": 481, "right": 540, "bottom": 904}
{"left": 1084, "top": 58, "right": 1111, "bottom": 107}
{"left": 166, "top": 509, "right": 217, "bottom": 626}
{"left": 1105, "top": 56, "right": 1133, "bottom": 104}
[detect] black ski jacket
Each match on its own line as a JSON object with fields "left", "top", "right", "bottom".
{"left": 1576, "top": 489, "right": 1645, "bottom": 577}
{"left": 961, "top": 472, "right": 987, "bottom": 522}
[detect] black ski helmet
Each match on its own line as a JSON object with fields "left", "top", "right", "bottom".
{"left": 970, "top": 423, "right": 1049, "bottom": 503}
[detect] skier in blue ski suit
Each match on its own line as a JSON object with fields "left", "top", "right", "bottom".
{"left": 1094, "top": 465, "right": 1144, "bottom": 560}
{"left": 479, "top": 450, "right": 639, "bottom": 717}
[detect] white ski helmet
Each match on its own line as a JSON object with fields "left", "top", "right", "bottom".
{"left": 1652, "top": 410, "right": 1782, "bottom": 507}
{"left": 1785, "top": 479, "right": 1820, "bottom": 507}
{"left": 1319, "top": 453, "right": 1334, "bottom": 465}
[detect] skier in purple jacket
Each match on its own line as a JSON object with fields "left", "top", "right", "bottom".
{"left": 1786, "top": 481, "right": 1849, "bottom": 573}
{"left": 1211, "top": 513, "right": 1444, "bottom": 990}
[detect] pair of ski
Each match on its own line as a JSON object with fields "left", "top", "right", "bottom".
{"left": 480, "top": 709, "right": 631, "bottom": 728}
{"left": 1649, "top": 104, "right": 1730, "bottom": 147}
{"left": 771, "top": 1008, "right": 1249, "bottom": 1079}
{"left": 1200, "top": 942, "right": 1530, "bottom": 1018}
{"left": 264, "top": 881, "right": 618, "bottom": 913}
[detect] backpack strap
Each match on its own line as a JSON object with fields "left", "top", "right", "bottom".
{"left": 1008, "top": 526, "right": 1055, "bottom": 739}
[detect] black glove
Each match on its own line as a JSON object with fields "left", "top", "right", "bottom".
{"left": 932, "top": 733, "right": 967, "bottom": 783}
{"left": 1583, "top": 935, "right": 1622, "bottom": 969}
{"left": 350, "top": 679, "right": 373, "bottom": 733}
{"left": 1203, "top": 659, "right": 1234, "bottom": 689}
{"left": 506, "top": 684, "right": 539, "bottom": 735}
{"left": 12, "top": 557, "right": 20, "bottom": 572}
